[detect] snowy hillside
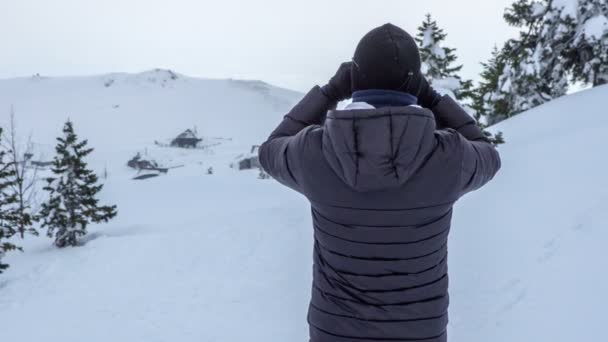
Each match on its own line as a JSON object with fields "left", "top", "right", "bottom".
{"left": 449, "top": 84, "right": 608, "bottom": 341}
{"left": 0, "top": 74, "right": 606, "bottom": 341}
{"left": 0, "top": 69, "right": 301, "bottom": 169}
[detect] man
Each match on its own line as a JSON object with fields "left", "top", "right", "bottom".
{"left": 259, "top": 23, "right": 501, "bottom": 342}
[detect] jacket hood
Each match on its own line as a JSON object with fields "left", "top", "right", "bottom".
{"left": 322, "top": 106, "right": 436, "bottom": 192}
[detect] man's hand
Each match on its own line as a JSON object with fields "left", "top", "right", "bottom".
{"left": 320, "top": 62, "right": 353, "bottom": 102}
{"left": 417, "top": 75, "right": 442, "bottom": 109}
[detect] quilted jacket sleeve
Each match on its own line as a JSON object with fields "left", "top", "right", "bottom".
{"left": 259, "top": 86, "right": 334, "bottom": 192}
{"left": 432, "top": 95, "right": 502, "bottom": 194}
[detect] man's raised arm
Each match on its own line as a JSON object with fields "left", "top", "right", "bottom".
{"left": 259, "top": 62, "right": 352, "bottom": 191}
{"left": 417, "top": 77, "right": 501, "bottom": 194}
{"left": 433, "top": 95, "right": 501, "bottom": 194}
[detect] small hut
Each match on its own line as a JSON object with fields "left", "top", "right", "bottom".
{"left": 30, "top": 161, "right": 53, "bottom": 168}
{"left": 171, "top": 129, "right": 202, "bottom": 148}
{"left": 236, "top": 156, "right": 261, "bottom": 170}
{"left": 23, "top": 153, "right": 53, "bottom": 169}
{"left": 232, "top": 145, "right": 262, "bottom": 171}
{"left": 127, "top": 153, "right": 160, "bottom": 170}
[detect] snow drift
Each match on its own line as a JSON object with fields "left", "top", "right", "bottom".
{"left": 0, "top": 73, "right": 605, "bottom": 341}
{"left": 449, "top": 84, "right": 608, "bottom": 341}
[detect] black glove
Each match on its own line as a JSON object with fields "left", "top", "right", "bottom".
{"left": 417, "top": 75, "right": 442, "bottom": 109}
{"left": 320, "top": 62, "right": 353, "bottom": 102}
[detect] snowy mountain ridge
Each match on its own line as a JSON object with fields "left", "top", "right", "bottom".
{"left": 0, "top": 70, "right": 302, "bottom": 171}
{"left": 8, "top": 68, "right": 291, "bottom": 92}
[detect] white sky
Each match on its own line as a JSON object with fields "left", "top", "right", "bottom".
{"left": 0, "top": 0, "right": 518, "bottom": 92}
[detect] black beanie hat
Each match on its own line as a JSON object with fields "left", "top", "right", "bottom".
{"left": 352, "top": 23, "right": 422, "bottom": 95}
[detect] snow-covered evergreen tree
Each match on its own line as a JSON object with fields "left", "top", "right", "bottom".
{"left": 473, "top": 47, "right": 510, "bottom": 123}
{"left": 497, "top": 0, "right": 565, "bottom": 116}
{"left": 533, "top": 1, "right": 574, "bottom": 93}
{"left": 416, "top": 14, "right": 503, "bottom": 144}
{"left": 0, "top": 128, "right": 21, "bottom": 273}
{"left": 416, "top": 15, "right": 457, "bottom": 78}
{"left": 523, "top": 0, "right": 608, "bottom": 88}
{"left": 472, "top": 47, "right": 511, "bottom": 142}
{"left": 495, "top": 45, "right": 554, "bottom": 120}
{"left": 487, "top": 0, "right": 607, "bottom": 125}
{"left": 39, "top": 120, "right": 117, "bottom": 248}
{"left": 569, "top": 0, "right": 608, "bottom": 86}
{"left": 416, "top": 14, "right": 473, "bottom": 101}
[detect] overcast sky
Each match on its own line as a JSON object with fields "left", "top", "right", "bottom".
{"left": 0, "top": 0, "right": 518, "bottom": 92}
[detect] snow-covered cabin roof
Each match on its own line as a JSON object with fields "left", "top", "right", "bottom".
{"left": 175, "top": 129, "right": 199, "bottom": 140}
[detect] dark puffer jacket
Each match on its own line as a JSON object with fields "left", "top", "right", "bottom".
{"left": 259, "top": 86, "right": 501, "bottom": 342}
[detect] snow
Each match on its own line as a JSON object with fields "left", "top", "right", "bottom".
{"left": 174, "top": 129, "right": 199, "bottom": 140}
{"left": 450, "top": 85, "right": 608, "bottom": 341}
{"left": 421, "top": 26, "right": 446, "bottom": 60}
{"left": 500, "top": 74, "right": 512, "bottom": 93}
{"left": 421, "top": 62, "right": 430, "bottom": 75}
{"left": 421, "top": 27, "right": 434, "bottom": 48}
{"left": 0, "top": 72, "right": 607, "bottom": 341}
{"left": 432, "top": 44, "right": 447, "bottom": 59}
{"left": 521, "top": 52, "right": 539, "bottom": 75}
{"left": 432, "top": 77, "right": 461, "bottom": 99}
{"left": 582, "top": 15, "right": 608, "bottom": 39}
{"left": 531, "top": 2, "right": 547, "bottom": 17}
{"left": 552, "top": 0, "right": 579, "bottom": 19}
{"left": 433, "top": 76, "right": 462, "bottom": 91}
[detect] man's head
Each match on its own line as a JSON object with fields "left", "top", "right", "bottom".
{"left": 351, "top": 23, "right": 422, "bottom": 96}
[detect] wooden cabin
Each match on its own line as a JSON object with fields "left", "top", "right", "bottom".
{"left": 232, "top": 145, "right": 262, "bottom": 171}
{"left": 171, "top": 129, "right": 202, "bottom": 148}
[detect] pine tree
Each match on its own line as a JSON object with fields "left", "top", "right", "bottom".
{"left": 533, "top": 1, "right": 573, "bottom": 94}
{"left": 2, "top": 109, "right": 39, "bottom": 238}
{"left": 500, "top": 1, "right": 557, "bottom": 113}
{"left": 416, "top": 15, "right": 459, "bottom": 77}
{"left": 416, "top": 14, "right": 470, "bottom": 101}
{"left": 473, "top": 47, "right": 511, "bottom": 125}
{"left": 416, "top": 14, "right": 504, "bottom": 144}
{"left": 472, "top": 46, "right": 510, "bottom": 144}
{"left": 473, "top": 43, "right": 547, "bottom": 128}
{"left": 0, "top": 128, "right": 22, "bottom": 273}
{"left": 483, "top": 0, "right": 576, "bottom": 124}
{"left": 569, "top": 0, "right": 608, "bottom": 86}
{"left": 39, "top": 120, "right": 117, "bottom": 248}
{"left": 492, "top": 0, "right": 608, "bottom": 123}
{"left": 534, "top": 0, "right": 607, "bottom": 86}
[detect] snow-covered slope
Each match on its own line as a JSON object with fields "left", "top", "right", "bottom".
{"left": 0, "top": 74, "right": 605, "bottom": 342}
{"left": 0, "top": 69, "right": 301, "bottom": 165}
{"left": 449, "top": 85, "right": 608, "bottom": 341}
